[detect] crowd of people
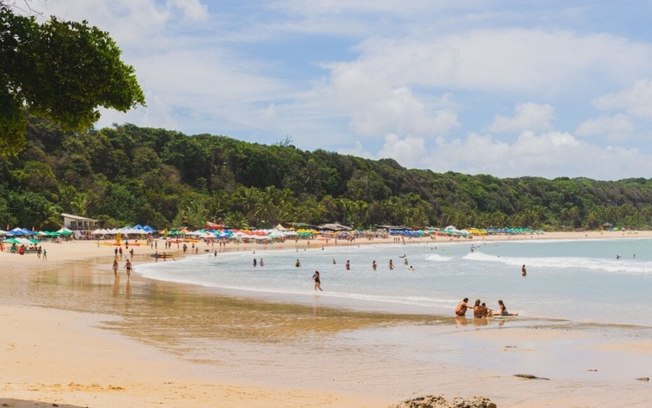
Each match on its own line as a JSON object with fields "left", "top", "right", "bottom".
{"left": 455, "top": 297, "right": 518, "bottom": 318}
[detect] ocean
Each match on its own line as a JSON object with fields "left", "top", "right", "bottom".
{"left": 136, "top": 237, "right": 652, "bottom": 327}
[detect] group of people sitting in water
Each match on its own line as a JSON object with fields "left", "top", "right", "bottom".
{"left": 455, "top": 297, "right": 517, "bottom": 318}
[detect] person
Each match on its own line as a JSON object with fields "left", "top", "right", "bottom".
{"left": 125, "top": 259, "right": 132, "bottom": 278}
{"left": 345, "top": 260, "right": 350, "bottom": 270}
{"left": 112, "top": 259, "right": 119, "bottom": 277}
{"left": 482, "top": 302, "right": 492, "bottom": 316}
{"left": 496, "top": 299, "right": 518, "bottom": 316}
{"left": 372, "top": 260, "right": 377, "bottom": 271}
{"left": 388, "top": 259, "right": 394, "bottom": 270}
{"left": 253, "top": 258, "right": 257, "bottom": 267}
{"left": 473, "top": 299, "right": 488, "bottom": 318}
{"left": 295, "top": 259, "right": 301, "bottom": 267}
{"left": 312, "top": 270, "right": 323, "bottom": 291}
{"left": 260, "top": 258, "right": 264, "bottom": 267}
{"left": 455, "top": 298, "right": 470, "bottom": 317}
{"left": 42, "top": 249, "right": 47, "bottom": 260}
{"left": 521, "top": 264, "right": 527, "bottom": 277}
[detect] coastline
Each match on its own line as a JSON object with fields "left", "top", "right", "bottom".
{"left": 1, "top": 231, "right": 652, "bottom": 407}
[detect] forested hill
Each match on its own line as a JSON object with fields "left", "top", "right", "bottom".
{"left": 2, "top": 119, "right": 652, "bottom": 231}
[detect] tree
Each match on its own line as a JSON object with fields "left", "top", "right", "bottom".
{"left": 0, "top": 5, "right": 145, "bottom": 156}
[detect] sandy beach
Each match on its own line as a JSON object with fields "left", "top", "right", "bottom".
{"left": 1, "top": 230, "right": 652, "bottom": 407}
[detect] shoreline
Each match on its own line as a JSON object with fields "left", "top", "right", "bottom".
{"left": 2, "top": 231, "right": 652, "bottom": 407}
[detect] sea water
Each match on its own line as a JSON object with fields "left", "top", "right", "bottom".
{"left": 136, "top": 238, "right": 652, "bottom": 327}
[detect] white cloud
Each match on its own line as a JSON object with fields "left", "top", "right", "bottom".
{"left": 327, "top": 62, "right": 460, "bottom": 139}
{"left": 575, "top": 114, "right": 634, "bottom": 142}
{"left": 329, "top": 29, "right": 652, "bottom": 95}
{"left": 425, "top": 130, "right": 652, "bottom": 180}
{"left": 377, "top": 134, "right": 428, "bottom": 169}
{"left": 167, "top": 0, "right": 209, "bottom": 22}
{"left": 594, "top": 79, "right": 652, "bottom": 119}
{"left": 487, "top": 103, "right": 555, "bottom": 133}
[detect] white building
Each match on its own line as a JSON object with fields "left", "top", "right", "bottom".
{"left": 60, "top": 213, "right": 98, "bottom": 230}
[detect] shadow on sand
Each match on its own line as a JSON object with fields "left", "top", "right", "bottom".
{"left": 0, "top": 399, "right": 88, "bottom": 408}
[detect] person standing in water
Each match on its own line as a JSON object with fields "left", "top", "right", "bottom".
{"left": 125, "top": 259, "right": 132, "bottom": 278}
{"left": 521, "top": 264, "right": 527, "bottom": 277}
{"left": 312, "top": 271, "right": 323, "bottom": 291}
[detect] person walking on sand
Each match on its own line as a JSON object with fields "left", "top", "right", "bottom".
{"left": 125, "top": 259, "right": 132, "bottom": 278}
{"left": 455, "top": 298, "right": 470, "bottom": 317}
{"left": 521, "top": 264, "right": 527, "bottom": 277}
{"left": 112, "top": 259, "right": 119, "bottom": 277}
{"left": 312, "top": 271, "right": 323, "bottom": 291}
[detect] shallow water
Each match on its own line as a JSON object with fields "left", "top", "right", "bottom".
{"left": 137, "top": 238, "right": 652, "bottom": 327}
{"left": 2, "top": 243, "right": 652, "bottom": 404}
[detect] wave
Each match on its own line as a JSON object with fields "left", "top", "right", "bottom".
{"left": 425, "top": 254, "right": 453, "bottom": 262}
{"left": 464, "top": 251, "right": 652, "bottom": 275}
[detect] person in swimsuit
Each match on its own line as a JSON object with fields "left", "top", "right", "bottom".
{"left": 473, "top": 299, "right": 489, "bottom": 318}
{"left": 455, "top": 298, "right": 470, "bottom": 316}
{"left": 125, "top": 259, "right": 132, "bottom": 278}
{"left": 112, "top": 259, "right": 119, "bottom": 277}
{"left": 312, "top": 271, "right": 323, "bottom": 291}
{"left": 521, "top": 264, "right": 527, "bottom": 277}
{"left": 496, "top": 299, "right": 518, "bottom": 316}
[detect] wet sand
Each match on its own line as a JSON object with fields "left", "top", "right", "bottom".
{"left": 1, "top": 232, "right": 652, "bottom": 406}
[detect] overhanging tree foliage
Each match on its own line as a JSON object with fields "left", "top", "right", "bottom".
{"left": 0, "top": 5, "right": 144, "bottom": 156}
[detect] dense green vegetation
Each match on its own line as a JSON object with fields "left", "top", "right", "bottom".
{"left": 0, "top": 5, "right": 144, "bottom": 156}
{"left": 2, "top": 119, "right": 652, "bottom": 231}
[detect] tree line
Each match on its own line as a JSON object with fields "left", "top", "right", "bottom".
{"left": 2, "top": 119, "right": 652, "bottom": 231}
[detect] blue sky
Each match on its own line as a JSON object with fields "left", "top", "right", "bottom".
{"left": 34, "top": 0, "right": 652, "bottom": 180}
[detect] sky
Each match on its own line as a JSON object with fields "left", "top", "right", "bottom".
{"left": 27, "top": 0, "right": 652, "bottom": 180}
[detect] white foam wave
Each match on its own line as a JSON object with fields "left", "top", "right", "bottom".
{"left": 425, "top": 254, "right": 453, "bottom": 262}
{"left": 464, "top": 251, "right": 652, "bottom": 274}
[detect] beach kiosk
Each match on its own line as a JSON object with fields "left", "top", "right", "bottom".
{"left": 60, "top": 213, "right": 98, "bottom": 238}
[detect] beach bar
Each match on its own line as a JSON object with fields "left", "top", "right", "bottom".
{"left": 60, "top": 213, "right": 99, "bottom": 231}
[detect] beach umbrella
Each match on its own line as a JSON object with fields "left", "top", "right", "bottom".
{"left": 57, "top": 227, "right": 73, "bottom": 236}
{"left": 7, "top": 227, "right": 26, "bottom": 236}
